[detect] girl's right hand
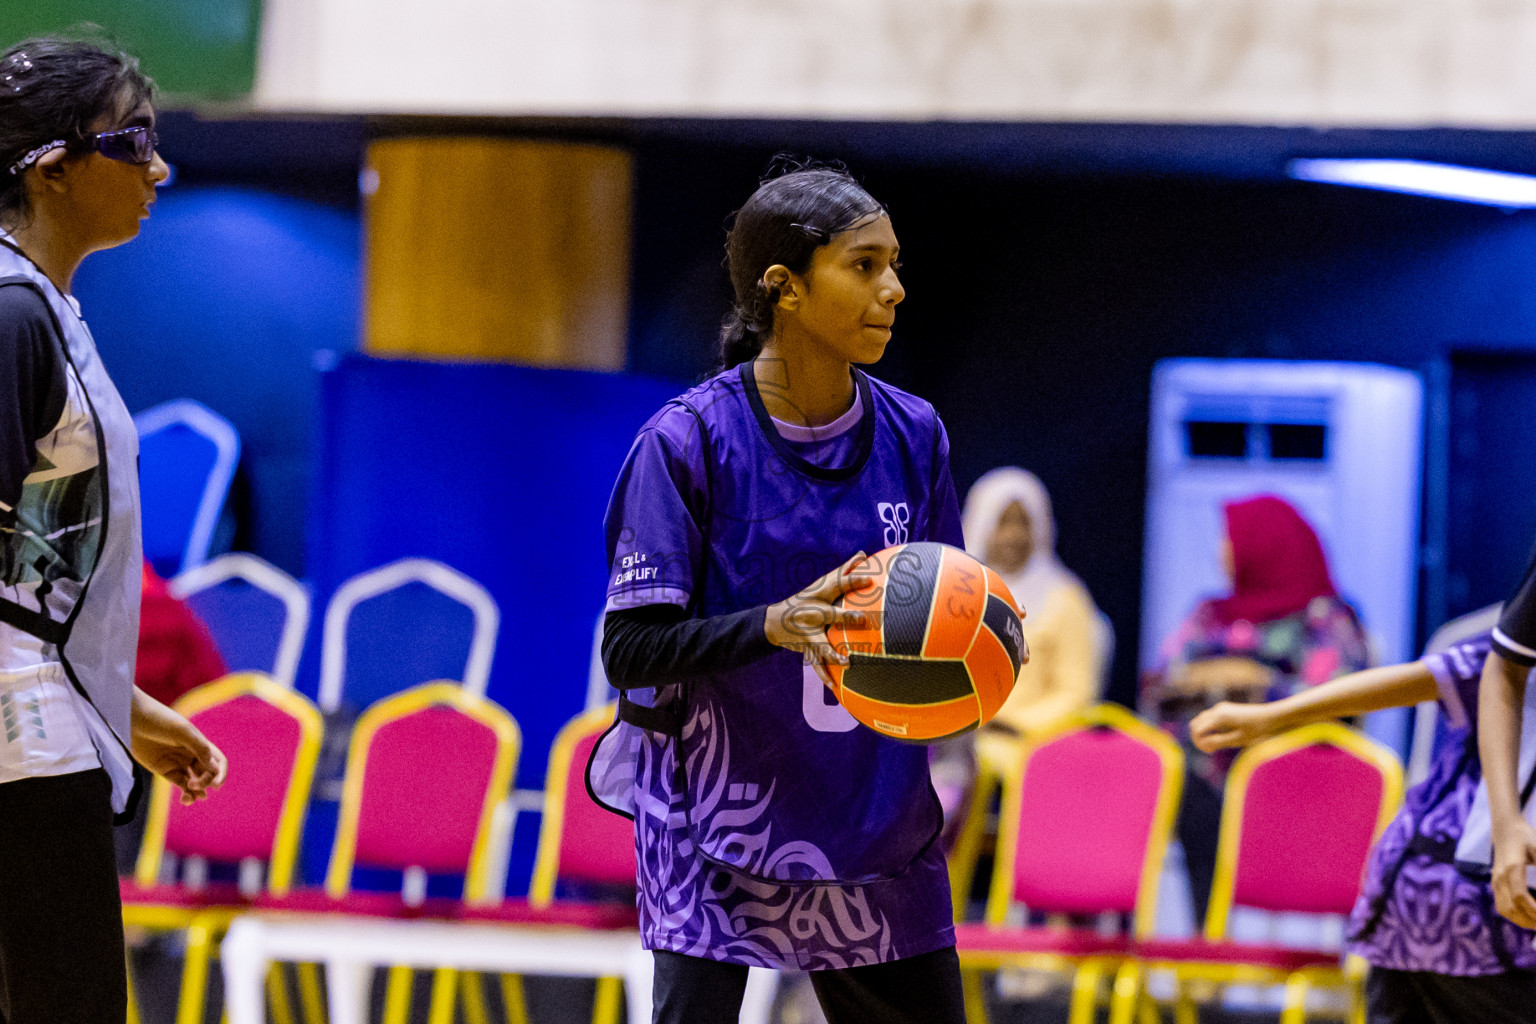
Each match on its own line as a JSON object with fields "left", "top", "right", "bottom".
{"left": 765, "top": 551, "right": 873, "bottom": 688}
{"left": 1491, "top": 819, "right": 1536, "bottom": 930}
{"left": 1188, "top": 701, "right": 1277, "bottom": 753}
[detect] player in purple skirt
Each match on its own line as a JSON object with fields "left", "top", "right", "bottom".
{"left": 587, "top": 163, "right": 972, "bottom": 1023}
{"left": 1192, "top": 597, "right": 1536, "bottom": 1020}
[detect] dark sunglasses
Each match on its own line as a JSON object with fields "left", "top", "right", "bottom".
{"left": 77, "top": 125, "right": 158, "bottom": 165}
{"left": 7, "top": 125, "right": 158, "bottom": 177}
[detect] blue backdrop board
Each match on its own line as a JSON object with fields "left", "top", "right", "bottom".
{"left": 75, "top": 185, "right": 361, "bottom": 576}
{"left": 306, "top": 354, "right": 680, "bottom": 894}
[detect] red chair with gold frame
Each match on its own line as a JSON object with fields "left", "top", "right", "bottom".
{"left": 121, "top": 672, "right": 323, "bottom": 1024}
{"left": 526, "top": 703, "right": 636, "bottom": 909}
{"left": 1111, "top": 722, "right": 1404, "bottom": 1024}
{"left": 254, "top": 681, "right": 520, "bottom": 1024}
{"left": 488, "top": 702, "right": 638, "bottom": 1024}
{"left": 953, "top": 703, "right": 1184, "bottom": 1024}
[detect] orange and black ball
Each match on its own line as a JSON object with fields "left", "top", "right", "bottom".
{"left": 828, "top": 542, "right": 1025, "bottom": 743}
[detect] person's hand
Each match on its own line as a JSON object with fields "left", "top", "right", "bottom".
{"left": 130, "top": 689, "right": 228, "bottom": 805}
{"left": 1189, "top": 701, "right": 1278, "bottom": 753}
{"left": 765, "top": 551, "right": 873, "bottom": 688}
{"left": 1491, "top": 818, "right": 1536, "bottom": 930}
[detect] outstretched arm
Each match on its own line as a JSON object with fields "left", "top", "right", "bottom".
{"left": 1191, "top": 660, "right": 1436, "bottom": 753}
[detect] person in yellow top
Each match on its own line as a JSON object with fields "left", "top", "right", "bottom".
{"left": 963, "top": 467, "right": 1106, "bottom": 779}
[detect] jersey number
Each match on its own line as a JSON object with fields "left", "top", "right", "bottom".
{"left": 802, "top": 663, "right": 857, "bottom": 733}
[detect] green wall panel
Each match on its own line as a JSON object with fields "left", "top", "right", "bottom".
{"left": 1, "top": 0, "right": 261, "bottom": 100}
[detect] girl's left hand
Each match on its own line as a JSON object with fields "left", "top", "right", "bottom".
{"left": 130, "top": 688, "right": 228, "bottom": 805}
{"left": 765, "top": 551, "right": 873, "bottom": 688}
{"left": 1189, "top": 701, "right": 1277, "bottom": 752}
{"left": 1491, "top": 817, "right": 1536, "bottom": 930}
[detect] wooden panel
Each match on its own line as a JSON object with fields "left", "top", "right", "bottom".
{"left": 363, "top": 138, "right": 631, "bottom": 369}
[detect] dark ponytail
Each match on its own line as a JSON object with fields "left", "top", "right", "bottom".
{"left": 717, "top": 158, "right": 884, "bottom": 370}
{"left": 0, "top": 35, "right": 154, "bottom": 225}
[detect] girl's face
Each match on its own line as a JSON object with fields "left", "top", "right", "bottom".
{"left": 47, "top": 97, "right": 167, "bottom": 250}
{"left": 779, "top": 213, "right": 904, "bottom": 364}
{"left": 987, "top": 501, "right": 1034, "bottom": 575}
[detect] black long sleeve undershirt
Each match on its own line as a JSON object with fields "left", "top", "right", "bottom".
{"left": 1495, "top": 546, "right": 1536, "bottom": 666}
{"left": 0, "top": 285, "right": 67, "bottom": 510}
{"left": 601, "top": 603, "right": 777, "bottom": 689}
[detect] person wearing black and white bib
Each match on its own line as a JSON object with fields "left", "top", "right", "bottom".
{"left": 1482, "top": 543, "right": 1536, "bottom": 940}
{"left": 0, "top": 36, "right": 225, "bottom": 1023}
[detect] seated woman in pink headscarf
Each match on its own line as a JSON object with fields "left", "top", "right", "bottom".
{"left": 1140, "top": 494, "right": 1371, "bottom": 923}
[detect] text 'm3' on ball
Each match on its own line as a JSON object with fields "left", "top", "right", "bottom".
{"left": 826, "top": 542, "right": 1025, "bottom": 742}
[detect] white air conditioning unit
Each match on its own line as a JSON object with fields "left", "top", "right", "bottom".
{"left": 1141, "top": 359, "right": 1424, "bottom": 754}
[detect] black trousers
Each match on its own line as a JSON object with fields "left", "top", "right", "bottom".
{"left": 1366, "top": 967, "right": 1536, "bottom": 1024}
{"left": 0, "top": 770, "right": 126, "bottom": 1024}
{"left": 652, "top": 946, "right": 966, "bottom": 1024}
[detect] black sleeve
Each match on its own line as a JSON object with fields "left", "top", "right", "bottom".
{"left": 0, "top": 285, "right": 66, "bottom": 510}
{"left": 1494, "top": 546, "right": 1536, "bottom": 667}
{"left": 602, "top": 603, "right": 777, "bottom": 690}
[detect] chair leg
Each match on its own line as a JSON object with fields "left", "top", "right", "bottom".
{"left": 1344, "top": 958, "right": 1368, "bottom": 1024}
{"left": 591, "top": 976, "right": 624, "bottom": 1024}
{"left": 427, "top": 968, "right": 459, "bottom": 1024}
{"left": 296, "top": 962, "right": 328, "bottom": 1024}
{"left": 126, "top": 949, "right": 143, "bottom": 1024}
{"left": 462, "top": 972, "right": 491, "bottom": 1024}
{"left": 1280, "top": 971, "right": 1312, "bottom": 1024}
{"left": 960, "top": 966, "right": 989, "bottom": 1024}
{"left": 948, "top": 772, "right": 998, "bottom": 920}
{"left": 500, "top": 974, "right": 531, "bottom": 1024}
{"left": 176, "top": 918, "right": 217, "bottom": 1024}
{"left": 383, "top": 965, "right": 414, "bottom": 1024}
{"left": 267, "top": 965, "right": 298, "bottom": 1024}
{"left": 1107, "top": 960, "right": 1142, "bottom": 1024}
{"left": 1068, "top": 958, "right": 1108, "bottom": 1024}
{"left": 1173, "top": 974, "right": 1199, "bottom": 1024}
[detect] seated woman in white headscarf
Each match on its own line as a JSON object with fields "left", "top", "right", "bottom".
{"left": 964, "top": 467, "right": 1106, "bottom": 779}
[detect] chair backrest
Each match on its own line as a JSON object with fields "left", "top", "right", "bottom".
{"left": 169, "top": 553, "right": 311, "bottom": 688}
{"left": 326, "top": 682, "right": 519, "bottom": 902}
{"left": 529, "top": 704, "right": 636, "bottom": 908}
{"left": 1206, "top": 722, "right": 1404, "bottom": 939}
{"left": 135, "top": 399, "right": 240, "bottom": 577}
{"left": 318, "top": 558, "right": 499, "bottom": 713}
{"left": 135, "top": 673, "right": 323, "bottom": 895}
{"left": 988, "top": 703, "right": 1183, "bottom": 935}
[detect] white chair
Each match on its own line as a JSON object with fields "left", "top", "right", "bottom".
{"left": 317, "top": 558, "right": 533, "bottom": 896}
{"left": 168, "top": 553, "right": 311, "bottom": 689}
{"left": 317, "top": 557, "right": 499, "bottom": 714}
{"left": 135, "top": 399, "right": 241, "bottom": 576}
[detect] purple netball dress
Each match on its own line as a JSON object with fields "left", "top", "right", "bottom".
{"left": 1345, "top": 632, "right": 1536, "bottom": 974}
{"left": 588, "top": 361, "right": 965, "bottom": 969}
